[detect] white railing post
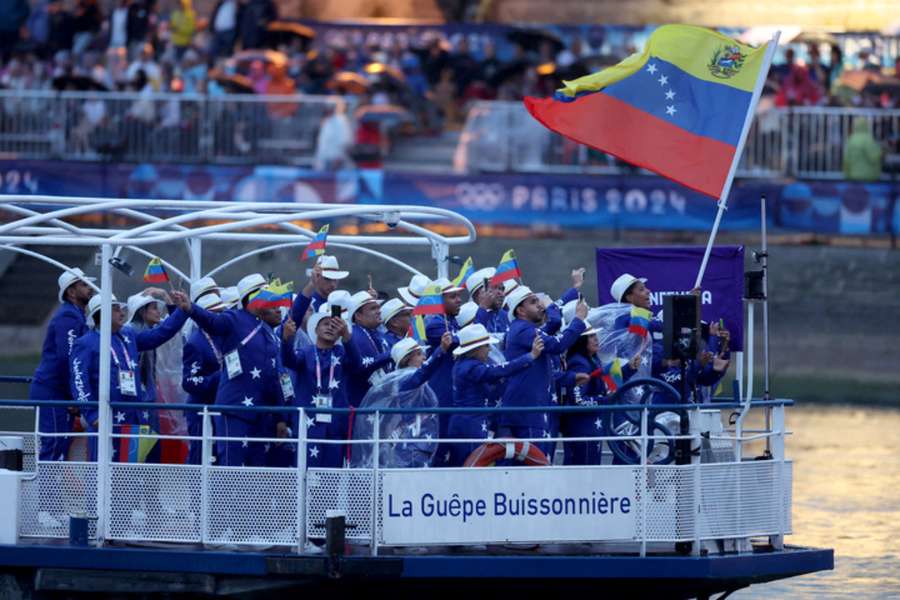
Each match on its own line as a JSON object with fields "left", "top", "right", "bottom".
{"left": 296, "top": 407, "right": 307, "bottom": 554}
{"left": 370, "top": 409, "right": 381, "bottom": 557}
{"left": 691, "top": 405, "right": 702, "bottom": 556}
{"left": 770, "top": 404, "right": 786, "bottom": 550}
{"left": 200, "top": 406, "right": 213, "bottom": 544}
{"left": 96, "top": 243, "right": 113, "bottom": 544}
{"left": 639, "top": 407, "right": 648, "bottom": 558}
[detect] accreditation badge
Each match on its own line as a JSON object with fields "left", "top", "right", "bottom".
{"left": 313, "top": 394, "right": 332, "bottom": 423}
{"left": 224, "top": 350, "right": 243, "bottom": 379}
{"left": 119, "top": 370, "right": 137, "bottom": 396}
{"left": 279, "top": 373, "right": 294, "bottom": 399}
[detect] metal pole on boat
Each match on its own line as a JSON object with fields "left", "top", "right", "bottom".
{"left": 370, "top": 410, "right": 380, "bottom": 557}
{"left": 96, "top": 243, "right": 114, "bottom": 544}
{"left": 297, "top": 407, "right": 307, "bottom": 554}
{"left": 760, "top": 196, "right": 771, "bottom": 400}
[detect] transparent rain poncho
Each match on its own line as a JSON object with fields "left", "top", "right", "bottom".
{"left": 350, "top": 368, "right": 439, "bottom": 468}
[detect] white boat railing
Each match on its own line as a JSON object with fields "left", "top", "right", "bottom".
{"left": 6, "top": 398, "right": 792, "bottom": 557}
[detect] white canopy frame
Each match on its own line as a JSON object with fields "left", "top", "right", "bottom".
{"left": 0, "top": 194, "right": 476, "bottom": 542}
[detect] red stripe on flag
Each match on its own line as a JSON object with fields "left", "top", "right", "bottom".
{"left": 490, "top": 267, "right": 519, "bottom": 286}
{"left": 412, "top": 303, "right": 444, "bottom": 316}
{"left": 525, "top": 94, "right": 735, "bottom": 199}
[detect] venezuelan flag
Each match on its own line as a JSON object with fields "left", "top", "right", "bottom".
{"left": 490, "top": 250, "right": 521, "bottom": 285}
{"left": 452, "top": 257, "right": 475, "bottom": 289}
{"left": 628, "top": 306, "right": 653, "bottom": 337}
{"left": 601, "top": 358, "right": 625, "bottom": 393}
{"left": 412, "top": 283, "right": 445, "bottom": 316}
{"left": 300, "top": 224, "right": 329, "bottom": 261}
{"left": 115, "top": 424, "right": 158, "bottom": 463}
{"left": 525, "top": 25, "right": 772, "bottom": 198}
{"left": 143, "top": 257, "right": 169, "bottom": 284}
{"left": 408, "top": 314, "right": 427, "bottom": 343}
{"left": 247, "top": 282, "right": 292, "bottom": 311}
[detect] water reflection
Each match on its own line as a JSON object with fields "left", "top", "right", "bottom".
{"left": 738, "top": 405, "right": 900, "bottom": 598}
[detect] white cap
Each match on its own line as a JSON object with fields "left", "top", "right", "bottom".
{"left": 452, "top": 323, "right": 497, "bottom": 356}
{"left": 380, "top": 298, "right": 411, "bottom": 324}
{"left": 466, "top": 267, "right": 496, "bottom": 296}
{"left": 57, "top": 268, "right": 95, "bottom": 303}
{"left": 190, "top": 276, "right": 218, "bottom": 302}
{"left": 316, "top": 255, "right": 349, "bottom": 280}
{"left": 391, "top": 337, "right": 425, "bottom": 366}
{"left": 456, "top": 301, "right": 479, "bottom": 327}
{"left": 610, "top": 273, "right": 647, "bottom": 303}
{"left": 126, "top": 293, "right": 159, "bottom": 322}
{"left": 197, "top": 293, "right": 224, "bottom": 311}
{"left": 505, "top": 285, "right": 535, "bottom": 320}
{"left": 433, "top": 277, "right": 464, "bottom": 294}
{"left": 398, "top": 274, "right": 431, "bottom": 306}
{"left": 220, "top": 286, "right": 240, "bottom": 308}
{"left": 327, "top": 290, "right": 352, "bottom": 310}
{"left": 237, "top": 273, "right": 267, "bottom": 301}
{"left": 86, "top": 294, "right": 125, "bottom": 324}
{"left": 347, "top": 290, "right": 378, "bottom": 320}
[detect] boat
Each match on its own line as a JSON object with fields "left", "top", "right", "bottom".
{"left": 0, "top": 195, "right": 832, "bottom": 598}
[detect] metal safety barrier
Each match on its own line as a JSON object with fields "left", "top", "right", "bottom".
{"left": 0, "top": 91, "right": 340, "bottom": 166}
{"left": 457, "top": 101, "right": 900, "bottom": 180}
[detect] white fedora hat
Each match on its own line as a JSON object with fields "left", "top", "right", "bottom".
{"left": 610, "top": 273, "right": 647, "bottom": 303}
{"left": 126, "top": 293, "right": 159, "bottom": 322}
{"left": 505, "top": 285, "right": 535, "bottom": 320}
{"left": 465, "top": 267, "right": 496, "bottom": 296}
{"left": 391, "top": 337, "right": 426, "bottom": 366}
{"left": 197, "top": 293, "right": 224, "bottom": 311}
{"left": 452, "top": 323, "right": 498, "bottom": 356}
{"left": 456, "top": 301, "right": 479, "bottom": 328}
{"left": 433, "top": 277, "right": 464, "bottom": 294}
{"left": 347, "top": 290, "right": 378, "bottom": 321}
{"left": 220, "top": 286, "right": 240, "bottom": 308}
{"left": 190, "top": 276, "right": 218, "bottom": 302}
{"left": 327, "top": 290, "right": 353, "bottom": 311}
{"left": 398, "top": 274, "right": 432, "bottom": 306}
{"left": 57, "top": 268, "right": 95, "bottom": 303}
{"left": 237, "top": 273, "right": 267, "bottom": 301}
{"left": 86, "top": 294, "right": 125, "bottom": 325}
{"left": 380, "top": 298, "right": 411, "bottom": 324}
{"left": 316, "top": 255, "right": 349, "bottom": 280}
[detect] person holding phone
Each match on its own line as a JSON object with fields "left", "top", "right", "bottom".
{"left": 344, "top": 291, "right": 394, "bottom": 407}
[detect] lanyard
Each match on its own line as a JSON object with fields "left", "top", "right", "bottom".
{"left": 109, "top": 335, "right": 132, "bottom": 370}
{"left": 202, "top": 331, "right": 223, "bottom": 365}
{"left": 362, "top": 327, "right": 383, "bottom": 353}
{"left": 314, "top": 350, "right": 335, "bottom": 394}
{"left": 240, "top": 323, "right": 263, "bottom": 347}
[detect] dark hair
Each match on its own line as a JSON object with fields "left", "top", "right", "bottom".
{"left": 566, "top": 333, "right": 591, "bottom": 361}
{"left": 622, "top": 281, "right": 639, "bottom": 303}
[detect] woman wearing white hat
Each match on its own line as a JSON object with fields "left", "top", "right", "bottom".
{"left": 446, "top": 323, "right": 544, "bottom": 467}
{"left": 380, "top": 298, "right": 412, "bottom": 349}
{"left": 31, "top": 267, "right": 95, "bottom": 461}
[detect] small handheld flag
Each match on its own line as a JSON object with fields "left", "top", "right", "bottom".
{"left": 412, "top": 283, "right": 445, "bottom": 316}
{"left": 116, "top": 424, "right": 158, "bottom": 463}
{"left": 628, "top": 306, "right": 653, "bottom": 337}
{"left": 143, "top": 257, "right": 169, "bottom": 284}
{"left": 408, "top": 314, "right": 427, "bottom": 343}
{"left": 452, "top": 257, "right": 475, "bottom": 289}
{"left": 247, "top": 280, "right": 293, "bottom": 311}
{"left": 490, "top": 250, "right": 521, "bottom": 286}
{"left": 300, "top": 224, "right": 329, "bottom": 261}
{"left": 601, "top": 358, "right": 625, "bottom": 393}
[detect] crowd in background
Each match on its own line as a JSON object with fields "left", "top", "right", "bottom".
{"left": 0, "top": 0, "right": 898, "bottom": 170}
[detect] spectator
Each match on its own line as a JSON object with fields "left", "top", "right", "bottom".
{"left": 775, "top": 65, "right": 822, "bottom": 107}
{"left": 209, "top": 0, "right": 238, "bottom": 61}
{"left": 807, "top": 44, "right": 829, "bottom": 87}
{"left": 828, "top": 44, "right": 844, "bottom": 91}
{"left": 843, "top": 117, "right": 883, "bottom": 182}
{"left": 126, "top": 0, "right": 154, "bottom": 52}
{"left": 47, "top": 0, "right": 76, "bottom": 55}
{"left": 126, "top": 42, "right": 161, "bottom": 89}
{"left": 108, "top": 0, "right": 130, "bottom": 49}
{"left": 168, "top": 0, "right": 195, "bottom": 60}
{"left": 72, "top": 0, "right": 102, "bottom": 55}
{"left": 27, "top": 0, "right": 52, "bottom": 57}
{"left": 450, "top": 36, "right": 478, "bottom": 96}
{"left": 237, "top": 0, "right": 276, "bottom": 51}
{"left": 263, "top": 61, "right": 296, "bottom": 118}
{"left": 0, "top": 0, "right": 29, "bottom": 62}
{"left": 314, "top": 99, "right": 352, "bottom": 170}
{"left": 127, "top": 68, "right": 155, "bottom": 123}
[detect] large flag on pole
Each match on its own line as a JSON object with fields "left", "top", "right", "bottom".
{"left": 524, "top": 25, "right": 773, "bottom": 199}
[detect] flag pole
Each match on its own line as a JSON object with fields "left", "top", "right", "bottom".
{"left": 693, "top": 31, "right": 781, "bottom": 290}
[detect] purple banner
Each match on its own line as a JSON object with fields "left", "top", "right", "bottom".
{"left": 595, "top": 246, "right": 745, "bottom": 351}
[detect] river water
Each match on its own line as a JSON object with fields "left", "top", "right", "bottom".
{"left": 738, "top": 405, "right": 900, "bottom": 599}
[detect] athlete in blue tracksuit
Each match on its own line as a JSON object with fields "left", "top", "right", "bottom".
{"left": 499, "top": 289, "right": 586, "bottom": 454}
{"left": 189, "top": 299, "right": 294, "bottom": 467}
{"left": 448, "top": 333, "right": 541, "bottom": 467}
{"left": 283, "top": 312, "right": 352, "bottom": 468}
{"left": 182, "top": 322, "right": 222, "bottom": 464}
{"left": 345, "top": 294, "right": 393, "bottom": 408}
{"left": 32, "top": 280, "right": 92, "bottom": 461}
{"left": 425, "top": 312, "right": 461, "bottom": 466}
{"left": 70, "top": 294, "right": 199, "bottom": 462}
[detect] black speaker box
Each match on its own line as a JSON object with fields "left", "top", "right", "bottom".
{"left": 662, "top": 294, "right": 700, "bottom": 359}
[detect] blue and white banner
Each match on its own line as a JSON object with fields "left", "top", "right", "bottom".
{"left": 0, "top": 160, "right": 895, "bottom": 234}
{"left": 380, "top": 467, "right": 636, "bottom": 545}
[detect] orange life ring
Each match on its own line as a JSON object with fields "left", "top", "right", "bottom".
{"left": 463, "top": 440, "right": 550, "bottom": 467}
